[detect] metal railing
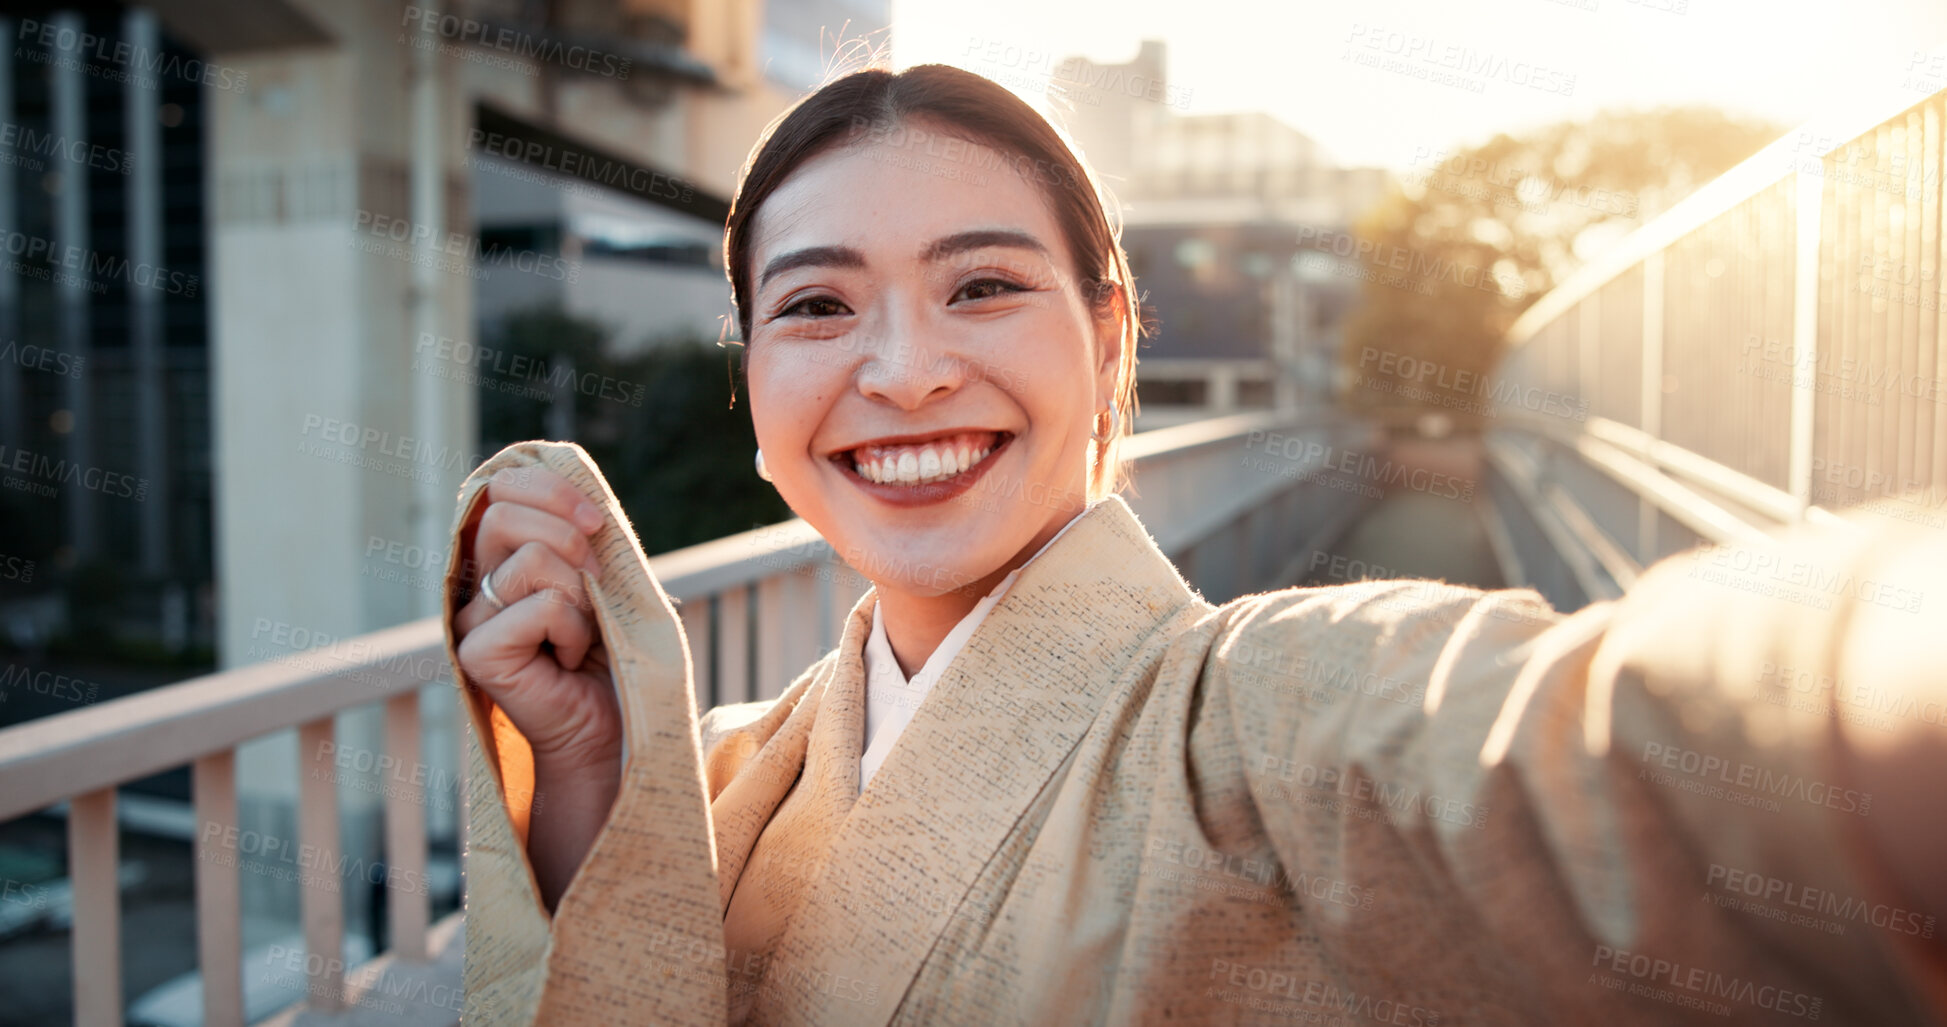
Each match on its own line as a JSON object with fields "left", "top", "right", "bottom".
{"left": 1488, "top": 81, "right": 1946, "bottom": 610}
{"left": 0, "top": 407, "right": 1372, "bottom": 1026}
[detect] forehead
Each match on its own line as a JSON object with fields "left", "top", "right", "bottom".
{"left": 749, "top": 129, "right": 1070, "bottom": 267}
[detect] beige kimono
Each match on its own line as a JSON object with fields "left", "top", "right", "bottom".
{"left": 446, "top": 441, "right": 1945, "bottom": 1025}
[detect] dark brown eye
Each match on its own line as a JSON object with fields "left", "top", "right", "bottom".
{"left": 956, "top": 277, "right": 1025, "bottom": 302}
{"left": 782, "top": 295, "right": 849, "bottom": 318}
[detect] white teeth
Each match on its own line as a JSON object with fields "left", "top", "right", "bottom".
{"left": 852, "top": 435, "right": 1002, "bottom": 485}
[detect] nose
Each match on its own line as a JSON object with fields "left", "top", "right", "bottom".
{"left": 854, "top": 317, "right": 971, "bottom": 411}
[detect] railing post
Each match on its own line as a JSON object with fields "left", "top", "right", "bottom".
{"left": 383, "top": 691, "right": 429, "bottom": 961}
{"left": 679, "top": 597, "right": 713, "bottom": 710}
{"left": 1788, "top": 168, "right": 1824, "bottom": 516}
{"left": 817, "top": 556, "right": 835, "bottom": 653}
{"left": 193, "top": 750, "right": 244, "bottom": 1027}
{"left": 298, "top": 717, "right": 344, "bottom": 1011}
{"left": 783, "top": 570, "right": 821, "bottom": 685}
{"left": 717, "top": 585, "right": 751, "bottom": 704}
{"left": 756, "top": 575, "right": 816, "bottom": 701}
{"left": 824, "top": 555, "right": 869, "bottom": 650}
{"left": 1638, "top": 251, "right": 1666, "bottom": 560}
{"left": 755, "top": 577, "right": 782, "bottom": 701}
{"left": 1578, "top": 291, "right": 1599, "bottom": 422}
{"left": 68, "top": 787, "right": 120, "bottom": 1027}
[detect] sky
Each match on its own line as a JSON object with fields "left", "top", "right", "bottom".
{"left": 884, "top": 0, "right": 1947, "bottom": 169}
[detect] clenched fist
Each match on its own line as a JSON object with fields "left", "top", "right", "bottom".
{"left": 450, "top": 464, "right": 622, "bottom": 911}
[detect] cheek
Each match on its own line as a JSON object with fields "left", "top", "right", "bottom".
{"left": 988, "top": 329, "right": 1094, "bottom": 433}
{"left": 748, "top": 347, "right": 837, "bottom": 446}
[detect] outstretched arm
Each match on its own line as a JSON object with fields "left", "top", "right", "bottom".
{"left": 1208, "top": 517, "right": 1945, "bottom": 1023}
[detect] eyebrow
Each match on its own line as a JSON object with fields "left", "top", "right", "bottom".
{"left": 757, "top": 229, "right": 1049, "bottom": 290}
{"left": 920, "top": 229, "right": 1048, "bottom": 263}
{"left": 759, "top": 245, "right": 865, "bottom": 289}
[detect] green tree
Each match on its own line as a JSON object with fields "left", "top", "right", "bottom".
{"left": 1338, "top": 106, "right": 1784, "bottom": 420}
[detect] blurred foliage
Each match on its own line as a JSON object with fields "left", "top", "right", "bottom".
{"left": 1338, "top": 106, "right": 1784, "bottom": 419}
{"left": 478, "top": 306, "right": 793, "bottom": 555}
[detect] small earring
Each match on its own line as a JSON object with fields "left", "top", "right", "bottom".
{"left": 1090, "top": 405, "right": 1120, "bottom": 443}
{"left": 754, "top": 448, "right": 773, "bottom": 482}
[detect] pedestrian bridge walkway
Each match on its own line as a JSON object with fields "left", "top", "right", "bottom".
{"left": 2, "top": 79, "right": 1944, "bottom": 1027}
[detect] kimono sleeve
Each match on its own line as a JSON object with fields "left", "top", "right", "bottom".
{"left": 441, "top": 453, "right": 545, "bottom": 907}
{"left": 440, "top": 445, "right": 779, "bottom": 910}
{"left": 1208, "top": 519, "right": 1947, "bottom": 1024}
{"left": 439, "top": 451, "right": 555, "bottom": 1022}
{"left": 441, "top": 441, "right": 733, "bottom": 1025}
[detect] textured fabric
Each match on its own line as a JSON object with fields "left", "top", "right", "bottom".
{"left": 446, "top": 441, "right": 727, "bottom": 1025}
{"left": 448, "top": 439, "right": 1946, "bottom": 1025}
{"left": 861, "top": 502, "right": 1092, "bottom": 791}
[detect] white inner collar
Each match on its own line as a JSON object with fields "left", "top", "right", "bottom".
{"left": 857, "top": 502, "right": 1098, "bottom": 791}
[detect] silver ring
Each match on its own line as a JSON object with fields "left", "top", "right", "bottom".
{"left": 478, "top": 566, "right": 509, "bottom": 611}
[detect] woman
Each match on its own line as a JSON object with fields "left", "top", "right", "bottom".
{"left": 444, "top": 65, "right": 1945, "bottom": 1025}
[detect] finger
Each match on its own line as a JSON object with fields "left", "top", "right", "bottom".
{"left": 452, "top": 592, "right": 496, "bottom": 640}
{"left": 529, "top": 586, "right": 598, "bottom": 671}
{"left": 456, "top": 587, "right": 599, "bottom": 692}
{"left": 476, "top": 502, "right": 602, "bottom": 578}
{"left": 453, "top": 582, "right": 560, "bottom": 641}
{"left": 452, "top": 551, "right": 599, "bottom": 653}
{"left": 578, "top": 638, "right": 612, "bottom": 676}
{"left": 486, "top": 541, "right": 596, "bottom": 617}
{"left": 454, "top": 615, "right": 613, "bottom": 760}
{"left": 487, "top": 466, "right": 604, "bottom": 535}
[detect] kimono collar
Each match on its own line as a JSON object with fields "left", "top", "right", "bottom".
{"left": 751, "top": 491, "right": 1204, "bottom": 1023}
{"left": 859, "top": 500, "right": 1099, "bottom": 790}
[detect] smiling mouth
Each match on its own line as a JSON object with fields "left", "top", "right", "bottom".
{"left": 838, "top": 430, "right": 1010, "bottom": 486}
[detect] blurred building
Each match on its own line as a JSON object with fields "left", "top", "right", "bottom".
{"left": 0, "top": 0, "right": 877, "bottom": 972}
{"left": 0, "top": 7, "right": 213, "bottom": 657}
{"left": 467, "top": 0, "right": 890, "bottom": 354}
{"left": 1048, "top": 41, "right": 1390, "bottom": 426}
{"left": 471, "top": 156, "right": 731, "bottom": 351}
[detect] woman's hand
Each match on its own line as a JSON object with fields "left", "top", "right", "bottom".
{"left": 450, "top": 465, "right": 622, "bottom": 911}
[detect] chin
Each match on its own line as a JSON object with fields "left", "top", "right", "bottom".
{"left": 827, "top": 510, "right": 1015, "bottom": 599}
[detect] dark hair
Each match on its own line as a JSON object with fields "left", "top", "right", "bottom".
{"left": 722, "top": 63, "right": 1141, "bottom": 499}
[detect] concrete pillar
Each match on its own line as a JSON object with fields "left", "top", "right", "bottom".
{"left": 1208, "top": 364, "right": 1239, "bottom": 413}
{"left": 207, "top": 4, "right": 474, "bottom": 944}
{"left": 409, "top": 2, "right": 449, "bottom": 620}
{"left": 126, "top": 8, "right": 168, "bottom": 578}
{"left": 0, "top": 20, "right": 18, "bottom": 452}
{"left": 1269, "top": 269, "right": 1304, "bottom": 411}
{"left": 51, "top": 12, "right": 96, "bottom": 561}
{"left": 1285, "top": 286, "right": 1313, "bottom": 409}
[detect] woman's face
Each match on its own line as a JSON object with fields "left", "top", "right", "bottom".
{"left": 743, "top": 124, "right": 1121, "bottom": 599}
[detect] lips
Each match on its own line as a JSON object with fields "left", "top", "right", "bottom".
{"left": 839, "top": 430, "right": 1005, "bottom": 486}
{"left": 827, "top": 429, "right": 1014, "bottom": 507}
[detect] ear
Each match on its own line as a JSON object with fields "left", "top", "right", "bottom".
{"left": 1090, "top": 281, "right": 1127, "bottom": 414}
